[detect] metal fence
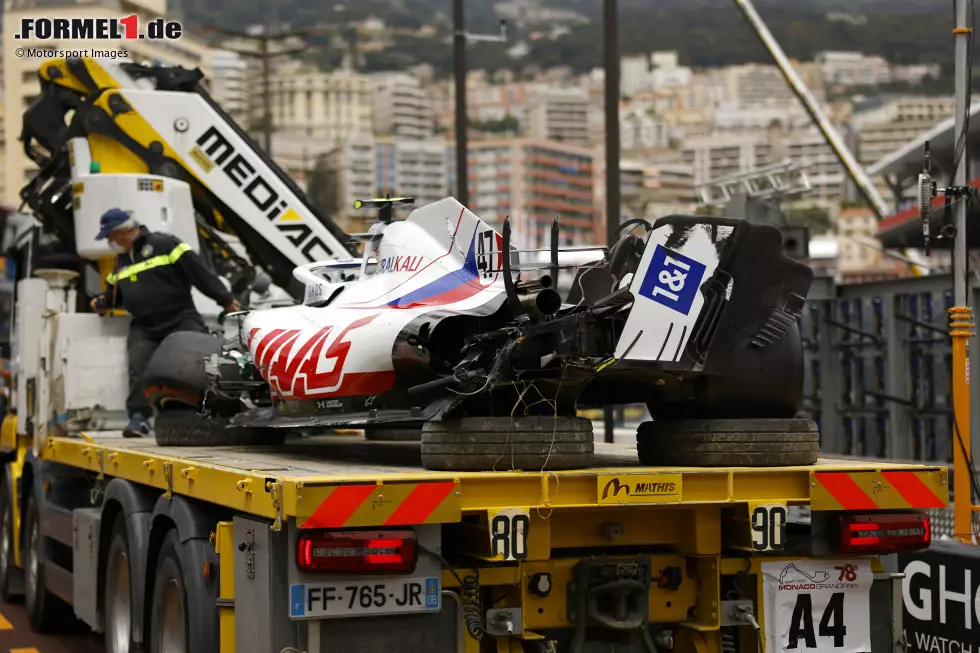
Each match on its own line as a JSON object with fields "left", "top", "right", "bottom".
{"left": 800, "top": 273, "right": 980, "bottom": 463}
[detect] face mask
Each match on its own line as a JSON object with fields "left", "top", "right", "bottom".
{"left": 109, "top": 242, "right": 126, "bottom": 254}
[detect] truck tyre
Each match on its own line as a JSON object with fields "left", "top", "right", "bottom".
{"left": 149, "top": 531, "right": 189, "bottom": 653}
{"left": 636, "top": 418, "right": 819, "bottom": 467}
{"left": 104, "top": 517, "right": 135, "bottom": 653}
{"left": 421, "top": 416, "right": 594, "bottom": 471}
{"left": 154, "top": 409, "right": 287, "bottom": 447}
{"left": 23, "top": 493, "right": 73, "bottom": 632}
{"left": 143, "top": 331, "right": 222, "bottom": 410}
{"left": 365, "top": 427, "right": 422, "bottom": 441}
{"left": 0, "top": 478, "right": 23, "bottom": 602}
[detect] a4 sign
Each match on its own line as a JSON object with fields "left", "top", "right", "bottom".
{"left": 762, "top": 559, "right": 872, "bottom": 653}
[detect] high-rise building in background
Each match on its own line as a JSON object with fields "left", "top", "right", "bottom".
{"left": 372, "top": 72, "right": 435, "bottom": 140}
{"left": 375, "top": 137, "right": 448, "bottom": 205}
{"left": 854, "top": 96, "right": 955, "bottom": 201}
{"left": 318, "top": 134, "right": 449, "bottom": 232}
{"left": 526, "top": 87, "right": 591, "bottom": 147}
{"left": 1, "top": 0, "right": 213, "bottom": 204}
{"left": 467, "top": 139, "right": 597, "bottom": 247}
{"left": 261, "top": 62, "right": 373, "bottom": 145}
{"left": 208, "top": 49, "right": 249, "bottom": 127}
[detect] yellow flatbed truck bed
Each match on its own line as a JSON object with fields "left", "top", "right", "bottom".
{"left": 41, "top": 433, "right": 950, "bottom": 520}
{"left": 1, "top": 429, "right": 948, "bottom": 653}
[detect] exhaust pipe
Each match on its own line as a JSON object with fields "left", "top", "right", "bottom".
{"left": 515, "top": 274, "right": 554, "bottom": 294}
{"left": 519, "top": 286, "right": 561, "bottom": 318}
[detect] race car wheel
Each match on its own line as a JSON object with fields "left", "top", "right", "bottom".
{"left": 154, "top": 409, "right": 287, "bottom": 447}
{"left": 365, "top": 427, "right": 422, "bottom": 441}
{"left": 144, "top": 331, "right": 222, "bottom": 410}
{"left": 421, "top": 416, "right": 594, "bottom": 471}
{"left": 636, "top": 417, "right": 819, "bottom": 467}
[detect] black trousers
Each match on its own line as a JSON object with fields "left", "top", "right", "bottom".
{"left": 127, "top": 310, "right": 207, "bottom": 416}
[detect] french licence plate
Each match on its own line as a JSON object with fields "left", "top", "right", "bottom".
{"left": 289, "top": 577, "right": 441, "bottom": 619}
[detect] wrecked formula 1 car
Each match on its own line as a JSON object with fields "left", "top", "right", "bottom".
{"left": 146, "top": 196, "right": 818, "bottom": 471}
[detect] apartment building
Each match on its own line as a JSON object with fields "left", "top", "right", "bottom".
{"left": 375, "top": 137, "right": 448, "bottom": 207}
{"left": 265, "top": 133, "right": 338, "bottom": 190}
{"left": 855, "top": 96, "right": 955, "bottom": 200}
{"left": 621, "top": 107, "right": 670, "bottom": 152}
{"left": 319, "top": 135, "right": 449, "bottom": 232}
{"left": 317, "top": 135, "right": 377, "bottom": 233}
{"left": 468, "top": 81, "right": 530, "bottom": 123}
{"left": 263, "top": 63, "right": 373, "bottom": 145}
{"left": 467, "top": 139, "right": 597, "bottom": 247}
{"left": 2, "top": 0, "right": 212, "bottom": 204}
{"left": 525, "top": 87, "right": 591, "bottom": 147}
{"left": 372, "top": 72, "right": 434, "bottom": 140}
{"left": 782, "top": 128, "right": 846, "bottom": 205}
{"left": 714, "top": 62, "right": 824, "bottom": 109}
{"left": 621, "top": 160, "right": 696, "bottom": 220}
{"left": 649, "top": 52, "right": 693, "bottom": 90}
{"left": 855, "top": 96, "right": 955, "bottom": 165}
{"left": 682, "top": 132, "right": 770, "bottom": 185}
{"left": 209, "top": 49, "right": 250, "bottom": 127}
{"left": 683, "top": 126, "right": 845, "bottom": 206}
{"left": 621, "top": 55, "right": 650, "bottom": 97}
{"left": 815, "top": 51, "right": 891, "bottom": 87}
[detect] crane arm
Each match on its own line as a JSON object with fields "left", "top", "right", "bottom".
{"left": 733, "top": 0, "right": 929, "bottom": 274}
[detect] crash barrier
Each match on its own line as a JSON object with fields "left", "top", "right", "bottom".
{"left": 800, "top": 273, "right": 980, "bottom": 462}
{"left": 898, "top": 540, "right": 980, "bottom": 652}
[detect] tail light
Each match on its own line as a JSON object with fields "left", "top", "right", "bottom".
{"left": 836, "top": 513, "right": 931, "bottom": 554}
{"left": 296, "top": 529, "right": 418, "bottom": 574}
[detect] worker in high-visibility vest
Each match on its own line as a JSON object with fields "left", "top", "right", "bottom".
{"left": 89, "top": 208, "right": 241, "bottom": 438}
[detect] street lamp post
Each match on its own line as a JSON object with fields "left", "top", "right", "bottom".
{"left": 603, "top": 0, "right": 621, "bottom": 444}
{"left": 451, "top": 0, "right": 507, "bottom": 206}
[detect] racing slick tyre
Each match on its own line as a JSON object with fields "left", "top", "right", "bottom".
{"left": 154, "top": 409, "right": 287, "bottom": 447}
{"left": 421, "top": 416, "right": 594, "bottom": 471}
{"left": 143, "top": 331, "right": 222, "bottom": 410}
{"left": 365, "top": 427, "right": 422, "bottom": 441}
{"left": 636, "top": 417, "right": 819, "bottom": 467}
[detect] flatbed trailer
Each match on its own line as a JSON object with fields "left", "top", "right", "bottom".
{"left": 0, "top": 425, "right": 950, "bottom": 653}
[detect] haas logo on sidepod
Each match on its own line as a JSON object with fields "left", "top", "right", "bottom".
{"left": 248, "top": 314, "right": 393, "bottom": 398}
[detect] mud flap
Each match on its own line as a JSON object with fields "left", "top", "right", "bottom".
{"left": 566, "top": 558, "right": 658, "bottom": 652}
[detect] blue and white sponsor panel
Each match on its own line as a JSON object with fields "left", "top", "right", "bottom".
{"left": 616, "top": 223, "right": 732, "bottom": 363}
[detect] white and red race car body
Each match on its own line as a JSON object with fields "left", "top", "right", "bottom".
{"left": 235, "top": 197, "right": 812, "bottom": 421}
{"left": 241, "top": 198, "right": 507, "bottom": 400}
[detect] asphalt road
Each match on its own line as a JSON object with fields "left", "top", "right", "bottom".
{"left": 0, "top": 600, "right": 103, "bottom": 653}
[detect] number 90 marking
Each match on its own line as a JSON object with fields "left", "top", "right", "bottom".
{"left": 751, "top": 504, "right": 787, "bottom": 552}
